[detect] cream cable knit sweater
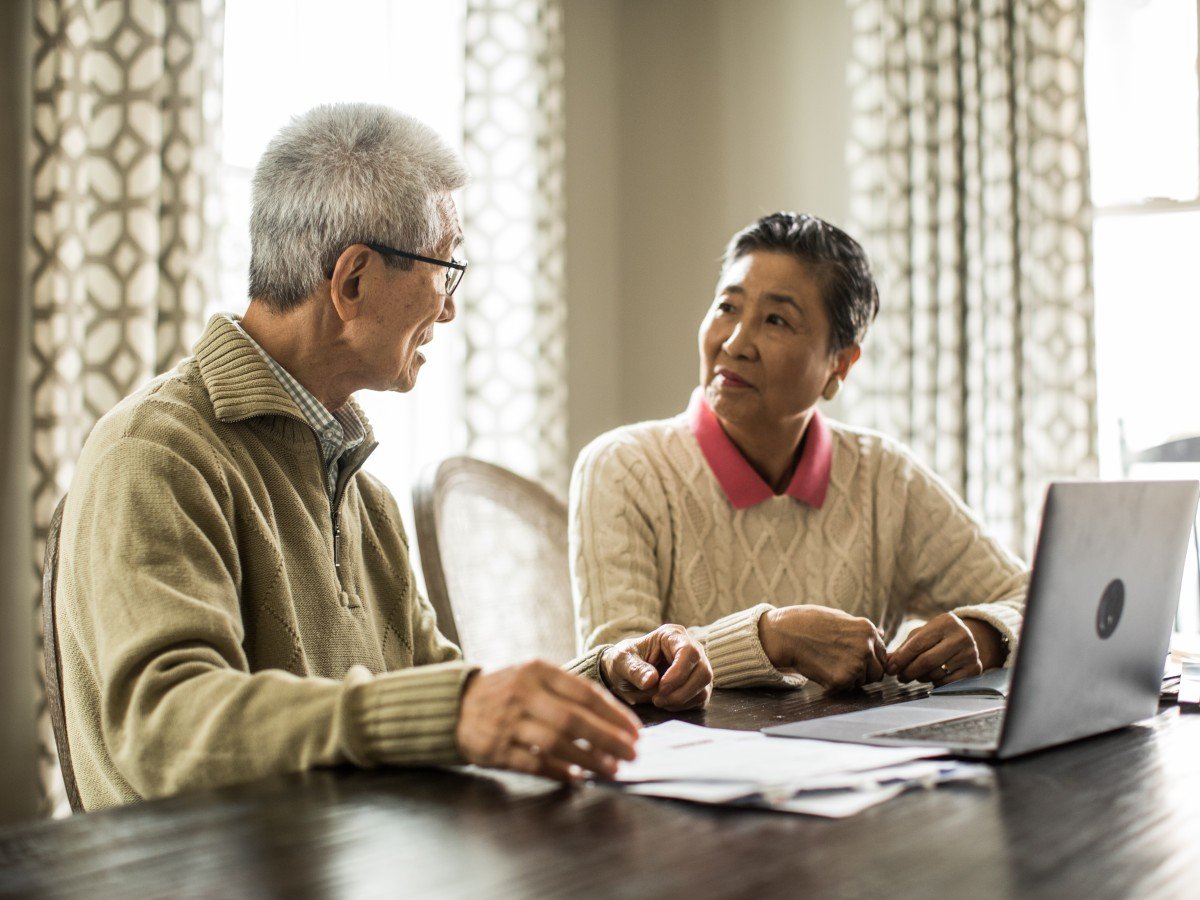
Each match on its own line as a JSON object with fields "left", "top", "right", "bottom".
{"left": 570, "top": 411, "right": 1028, "bottom": 688}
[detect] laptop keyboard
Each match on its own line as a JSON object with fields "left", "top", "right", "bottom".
{"left": 872, "top": 708, "right": 1006, "bottom": 747}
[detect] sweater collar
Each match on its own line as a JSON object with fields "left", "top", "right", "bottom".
{"left": 687, "top": 387, "right": 831, "bottom": 510}
{"left": 194, "top": 314, "right": 374, "bottom": 445}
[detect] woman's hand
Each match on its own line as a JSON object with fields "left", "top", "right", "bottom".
{"left": 887, "top": 612, "right": 1006, "bottom": 686}
{"left": 601, "top": 624, "right": 714, "bottom": 710}
{"left": 758, "top": 606, "right": 889, "bottom": 692}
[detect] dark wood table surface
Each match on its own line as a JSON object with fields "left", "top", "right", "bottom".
{"left": 2, "top": 686, "right": 1198, "bottom": 899}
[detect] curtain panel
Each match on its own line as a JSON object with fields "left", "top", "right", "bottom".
{"left": 461, "top": 0, "right": 569, "bottom": 493}
{"left": 29, "top": 0, "right": 224, "bottom": 815}
{"left": 845, "top": 0, "right": 1097, "bottom": 555}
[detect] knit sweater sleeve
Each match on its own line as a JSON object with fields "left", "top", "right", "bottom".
{"left": 570, "top": 435, "right": 672, "bottom": 649}
{"left": 883, "top": 442, "right": 1028, "bottom": 659}
{"left": 62, "top": 434, "right": 474, "bottom": 805}
{"left": 570, "top": 431, "right": 796, "bottom": 689}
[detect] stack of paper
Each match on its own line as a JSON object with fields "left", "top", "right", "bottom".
{"left": 615, "top": 721, "right": 989, "bottom": 818}
{"left": 1166, "top": 636, "right": 1200, "bottom": 706}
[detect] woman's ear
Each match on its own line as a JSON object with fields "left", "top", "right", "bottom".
{"left": 833, "top": 343, "right": 862, "bottom": 381}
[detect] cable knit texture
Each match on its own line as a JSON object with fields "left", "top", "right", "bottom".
{"left": 57, "top": 314, "right": 606, "bottom": 810}
{"left": 570, "top": 410, "right": 1028, "bottom": 689}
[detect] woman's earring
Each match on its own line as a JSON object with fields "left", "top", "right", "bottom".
{"left": 822, "top": 378, "right": 841, "bottom": 401}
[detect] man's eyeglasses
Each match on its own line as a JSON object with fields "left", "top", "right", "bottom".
{"left": 365, "top": 242, "right": 467, "bottom": 297}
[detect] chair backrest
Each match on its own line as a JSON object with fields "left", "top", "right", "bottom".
{"left": 1119, "top": 424, "right": 1200, "bottom": 632}
{"left": 1123, "top": 436, "right": 1200, "bottom": 470}
{"left": 413, "top": 457, "right": 577, "bottom": 668}
{"left": 42, "top": 495, "right": 84, "bottom": 813}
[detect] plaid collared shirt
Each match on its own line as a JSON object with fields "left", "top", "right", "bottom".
{"left": 234, "top": 319, "right": 366, "bottom": 500}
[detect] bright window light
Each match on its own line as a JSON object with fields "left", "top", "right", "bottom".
{"left": 1087, "top": 0, "right": 1200, "bottom": 630}
{"left": 219, "top": 0, "right": 468, "bottom": 527}
{"left": 1093, "top": 209, "right": 1200, "bottom": 456}
{"left": 1085, "top": 0, "right": 1199, "bottom": 205}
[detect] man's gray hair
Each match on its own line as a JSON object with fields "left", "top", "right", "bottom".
{"left": 249, "top": 103, "right": 469, "bottom": 311}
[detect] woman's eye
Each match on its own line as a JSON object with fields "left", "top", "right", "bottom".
{"left": 767, "top": 314, "right": 791, "bottom": 327}
{"left": 715, "top": 301, "right": 735, "bottom": 314}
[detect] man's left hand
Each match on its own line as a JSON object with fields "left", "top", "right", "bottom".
{"left": 887, "top": 613, "right": 1006, "bottom": 686}
{"left": 600, "top": 624, "right": 713, "bottom": 710}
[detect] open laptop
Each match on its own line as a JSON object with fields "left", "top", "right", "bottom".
{"left": 763, "top": 480, "right": 1200, "bottom": 760}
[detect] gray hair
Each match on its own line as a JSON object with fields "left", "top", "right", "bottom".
{"left": 249, "top": 103, "right": 469, "bottom": 311}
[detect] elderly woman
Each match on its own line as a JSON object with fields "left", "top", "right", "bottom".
{"left": 570, "top": 212, "right": 1027, "bottom": 693}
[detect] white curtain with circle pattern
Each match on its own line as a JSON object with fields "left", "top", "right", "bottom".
{"left": 461, "top": 0, "right": 569, "bottom": 494}
{"left": 844, "top": 0, "right": 1097, "bottom": 555}
{"left": 29, "top": 0, "right": 224, "bottom": 815}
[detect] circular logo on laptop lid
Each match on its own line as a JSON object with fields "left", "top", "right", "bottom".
{"left": 1096, "top": 578, "right": 1125, "bottom": 639}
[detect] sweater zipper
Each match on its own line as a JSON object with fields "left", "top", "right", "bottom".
{"left": 333, "top": 512, "right": 341, "bottom": 569}
{"left": 325, "top": 436, "right": 378, "bottom": 579}
{"left": 330, "top": 466, "right": 353, "bottom": 576}
{"left": 317, "top": 440, "right": 343, "bottom": 577}
{"left": 331, "top": 480, "right": 345, "bottom": 576}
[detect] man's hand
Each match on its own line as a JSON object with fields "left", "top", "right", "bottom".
{"left": 600, "top": 624, "right": 713, "bottom": 710}
{"left": 455, "top": 660, "right": 640, "bottom": 781}
{"left": 887, "top": 612, "right": 1005, "bottom": 686}
{"left": 758, "top": 605, "right": 889, "bottom": 692}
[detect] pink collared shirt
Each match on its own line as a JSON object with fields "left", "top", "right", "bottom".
{"left": 687, "top": 387, "right": 832, "bottom": 510}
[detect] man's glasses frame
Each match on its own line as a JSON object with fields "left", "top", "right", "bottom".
{"left": 365, "top": 242, "right": 467, "bottom": 297}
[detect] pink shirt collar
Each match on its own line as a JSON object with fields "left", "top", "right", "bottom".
{"left": 687, "top": 387, "right": 832, "bottom": 510}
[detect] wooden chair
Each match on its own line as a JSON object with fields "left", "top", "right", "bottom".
{"left": 413, "top": 457, "right": 577, "bottom": 668}
{"left": 42, "top": 495, "right": 84, "bottom": 813}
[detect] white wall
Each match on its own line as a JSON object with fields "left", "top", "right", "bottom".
{"left": 563, "top": 0, "right": 624, "bottom": 459}
{"left": 564, "top": 0, "right": 852, "bottom": 454}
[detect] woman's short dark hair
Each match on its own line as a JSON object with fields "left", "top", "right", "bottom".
{"left": 721, "top": 212, "right": 879, "bottom": 353}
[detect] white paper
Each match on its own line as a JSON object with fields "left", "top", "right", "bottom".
{"left": 610, "top": 722, "right": 993, "bottom": 818}
{"left": 1180, "top": 660, "right": 1200, "bottom": 704}
{"left": 772, "top": 761, "right": 991, "bottom": 816}
{"left": 767, "top": 784, "right": 909, "bottom": 818}
{"left": 789, "top": 758, "right": 987, "bottom": 792}
{"left": 617, "top": 720, "right": 942, "bottom": 786}
{"left": 621, "top": 780, "right": 764, "bottom": 804}
{"left": 614, "top": 763, "right": 988, "bottom": 820}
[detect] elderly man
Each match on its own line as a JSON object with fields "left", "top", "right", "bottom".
{"left": 56, "top": 104, "right": 712, "bottom": 810}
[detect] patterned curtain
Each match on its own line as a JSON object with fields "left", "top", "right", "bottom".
{"left": 29, "top": 0, "right": 224, "bottom": 815}
{"left": 844, "top": 0, "right": 1097, "bottom": 555}
{"left": 461, "top": 0, "right": 569, "bottom": 493}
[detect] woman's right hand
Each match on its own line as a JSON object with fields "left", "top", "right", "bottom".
{"left": 758, "top": 606, "right": 889, "bottom": 691}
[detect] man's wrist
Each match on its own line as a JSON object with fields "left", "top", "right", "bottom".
{"left": 453, "top": 669, "right": 480, "bottom": 759}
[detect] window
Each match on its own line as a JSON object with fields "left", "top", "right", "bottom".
{"left": 219, "top": 0, "right": 468, "bottom": 530}
{"left": 1087, "top": 0, "right": 1200, "bottom": 629}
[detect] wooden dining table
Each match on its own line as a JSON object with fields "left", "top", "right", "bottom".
{"left": 2, "top": 684, "right": 1198, "bottom": 899}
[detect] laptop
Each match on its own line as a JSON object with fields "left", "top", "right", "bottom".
{"left": 763, "top": 480, "right": 1200, "bottom": 760}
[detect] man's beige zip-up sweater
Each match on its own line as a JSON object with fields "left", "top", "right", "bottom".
{"left": 58, "top": 315, "right": 602, "bottom": 809}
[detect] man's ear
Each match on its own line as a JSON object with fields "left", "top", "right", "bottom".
{"left": 329, "top": 245, "right": 374, "bottom": 322}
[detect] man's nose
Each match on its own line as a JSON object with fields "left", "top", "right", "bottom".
{"left": 438, "top": 295, "right": 456, "bottom": 324}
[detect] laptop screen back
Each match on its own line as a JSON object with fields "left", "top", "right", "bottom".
{"left": 998, "top": 480, "right": 1199, "bottom": 759}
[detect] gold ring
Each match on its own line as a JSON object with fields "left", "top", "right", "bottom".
{"left": 940, "top": 664, "right": 950, "bottom": 673}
